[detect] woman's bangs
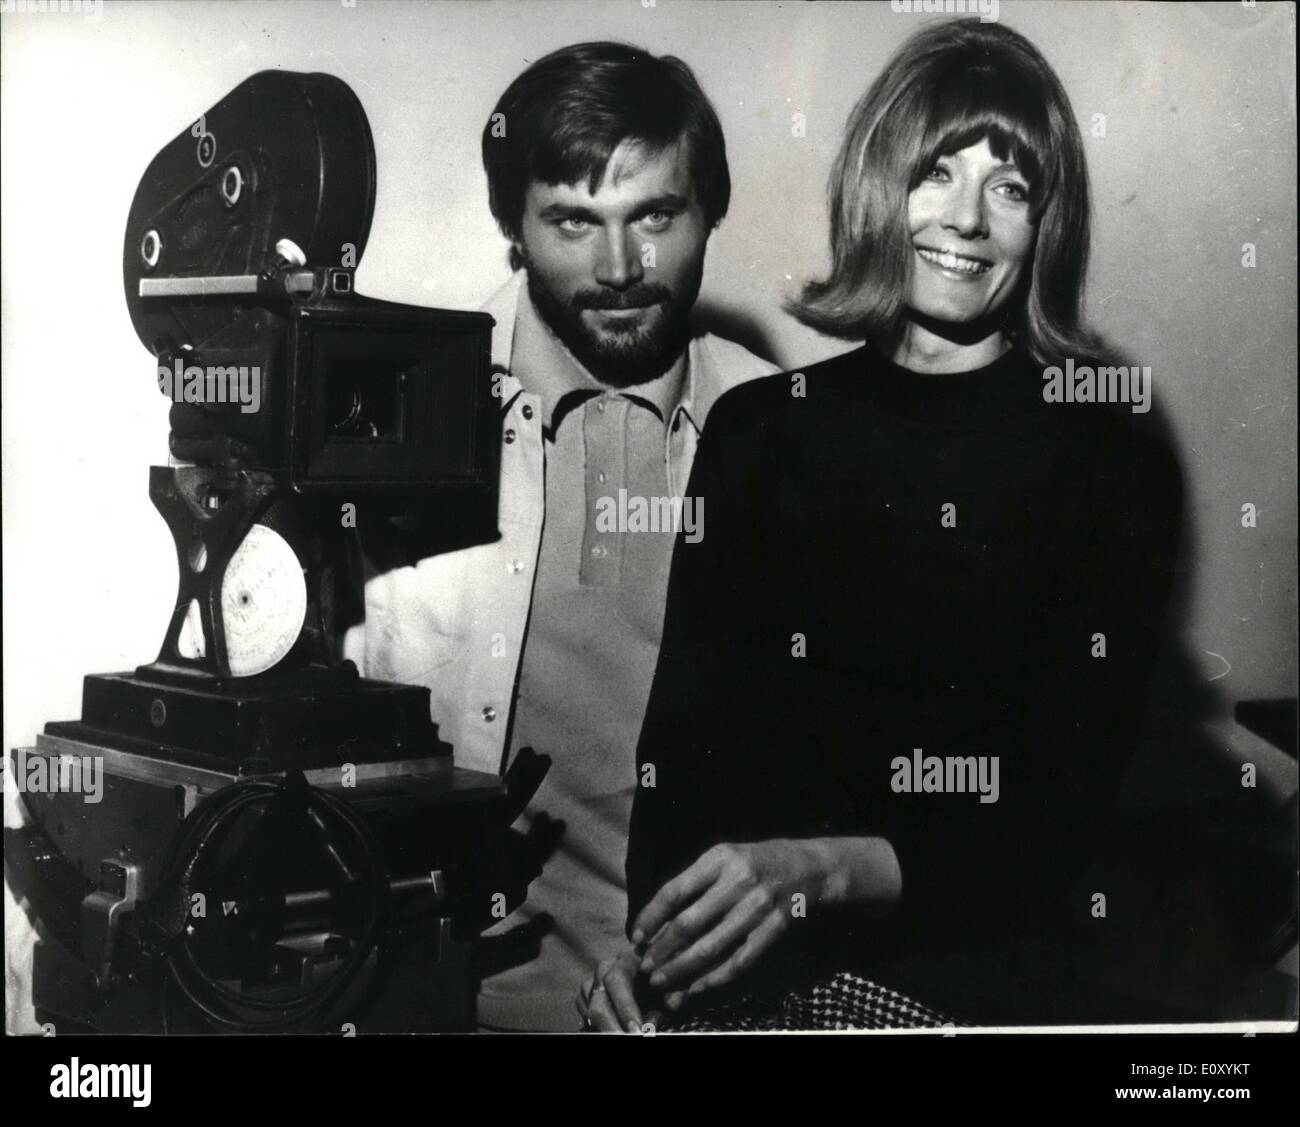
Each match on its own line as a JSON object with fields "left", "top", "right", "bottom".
{"left": 911, "top": 69, "right": 1055, "bottom": 201}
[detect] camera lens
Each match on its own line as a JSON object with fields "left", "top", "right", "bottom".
{"left": 329, "top": 383, "right": 376, "bottom": 437}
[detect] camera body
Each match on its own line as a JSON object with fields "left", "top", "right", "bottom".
{"left": 5, "top": 70, "right": 545, "bottom": 1034}
{"left": 126, "top": 68, "right": 499, "bottom": 517}
{"left": 153, "top": 269, "right": 500, "bottom": 507}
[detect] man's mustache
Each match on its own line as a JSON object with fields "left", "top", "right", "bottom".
{"left": 572, "top": 284, "right": 672, "bottom": 312}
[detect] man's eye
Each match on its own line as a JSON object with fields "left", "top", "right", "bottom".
{"left": 640, "top": 211, "right": 674, "bottom": 231}
{"left": 557, "top": 217, "right": 591, "bottom": 234}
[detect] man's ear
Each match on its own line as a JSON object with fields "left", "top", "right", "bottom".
{"left": 508, "top": 242, "right": 525, "bottom": 273}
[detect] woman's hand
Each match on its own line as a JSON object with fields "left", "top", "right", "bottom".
{"left": 577, "top": 948, "right": 652, "bottom": 1033}
{"left": 574, "top": 839, "right": 807, "bottom": 1032}
{"left": 630, "top": 840, "right": 821, "bottom": 1008}
{"left": 631, "top": 837, "right": 902, "bottom": 1009}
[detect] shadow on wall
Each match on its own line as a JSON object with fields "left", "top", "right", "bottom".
{"left": 692, "top": 297, "right": 784, "bottom": 368}
{"left": 1100, "top": 334, "right": 1230, "bottom": 786}
{"left": 1069, "top": 336, "right": 1295, "bottom": 1022}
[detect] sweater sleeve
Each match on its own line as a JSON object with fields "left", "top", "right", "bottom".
{"left": 625, "top": 389, "right": 762, "bottom": 931}
{"left": 883, "top": 422, "right": 1185, "bottom": 934}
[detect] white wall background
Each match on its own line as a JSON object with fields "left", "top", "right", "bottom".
{"left": 3, "top": 0, "right": 1297, "bottom": 1028}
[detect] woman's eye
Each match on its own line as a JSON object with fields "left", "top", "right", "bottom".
{"left": 924, "top": 165, "right": 950, "bottom": 183}
{"left": 996, "top": 181, "right": 1030, "bottom": 202}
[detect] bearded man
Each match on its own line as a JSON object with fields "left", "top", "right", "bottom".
{"left": 344, "top": 40, "right": 776, "bottom": 1031}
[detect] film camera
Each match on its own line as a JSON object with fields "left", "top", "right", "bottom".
{"left": 6, "top": 70, "right": 547, "bottom": 1032}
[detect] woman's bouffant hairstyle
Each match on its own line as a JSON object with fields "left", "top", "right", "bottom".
{"left": 482, "top": 41, "right": 730, "bottom": 272}
{"left": 792, "top": 20, "right": 1102, "bottom": 365}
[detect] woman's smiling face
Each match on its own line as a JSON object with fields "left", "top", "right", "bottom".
{"left": 906, "top": 137, "right": 1038, "bottom": 326}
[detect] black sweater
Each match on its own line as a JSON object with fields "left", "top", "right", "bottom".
{"left": 626, "top": 343, "right": 1183, "bottom": 1023}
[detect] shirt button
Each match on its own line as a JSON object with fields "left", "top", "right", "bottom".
{"left": 596, "top": 470, "right": 607, "bottom": 484}
{"left": 481, "top": 706, "right": 497, "bottom": 722}
{"left": 521, "top": 404, "right": 534, "bottom": 421}
{"left": 590, "top": 545, "right": 608, "bottom": 559}
{"left": 596, "top": 400, "right": 606, "bottom": 414}
{"left": 508, "top": 560, "right": 526, "bottom": 574}
{"left": 504, "top": 429, "right": 517, "bottom": 444}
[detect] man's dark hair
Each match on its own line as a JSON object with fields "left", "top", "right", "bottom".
{"left": 482, "top": 41, "right": 730, "bottom": 268}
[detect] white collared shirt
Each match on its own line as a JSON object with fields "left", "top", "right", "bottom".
{"left": 343, "top": 271, "right": 777, "bottom": 777}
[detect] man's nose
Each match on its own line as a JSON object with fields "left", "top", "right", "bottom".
{"left": 940, "top": 181, "right": 988, "bottom": 240}
{"left": 593, "top": 226, "right": 643, "bottom": 289}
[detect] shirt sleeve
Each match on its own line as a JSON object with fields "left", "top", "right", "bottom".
{"left": 626, "top": 390, "right": 763, "bottom": 931}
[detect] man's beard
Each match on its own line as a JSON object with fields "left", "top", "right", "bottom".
{"left": 522, "top": 255, "right": 704, "bottom": 389}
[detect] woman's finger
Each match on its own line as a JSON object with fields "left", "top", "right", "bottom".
{"left": 631, "top": 849, "right": 725, "bottom": 946}
{"left": 603, "top": 962, "right": 644, "bottom": 1033}
{"left": 649, "top": 888, "right": 772, "bottom": 991}
{"left": 641, "top": 869, "right": 739, "bottom": 971}
{"left": 586, "top": 982, "right": 622, "bottom": 1031}
{"left": 687, "top": 912, "right": 787, "bottom": 996}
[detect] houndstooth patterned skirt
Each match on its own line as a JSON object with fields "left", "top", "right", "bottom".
{"left": 666, "top": 970, "right": 954, "bottom": 1032}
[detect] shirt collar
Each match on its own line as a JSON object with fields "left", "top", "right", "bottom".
{"left": 480, "top": 269, "right": 735, "bottom": 439}
{"left": 510, "top": 276, "right": 602, "bottom": 427}
{"left": 506, "top": 272, "right": 688, "bottom": 432}
{"left": 673, "top": 356, "right": 704, "bottom": 437}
